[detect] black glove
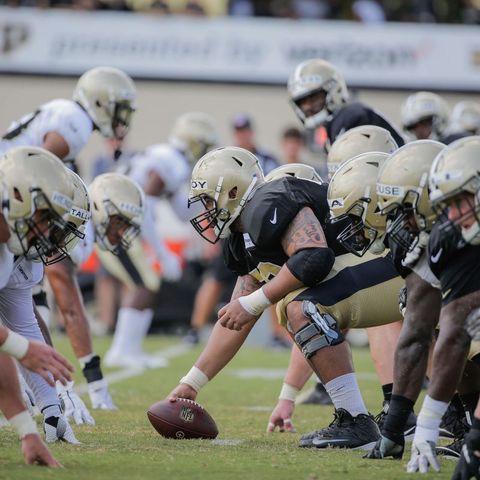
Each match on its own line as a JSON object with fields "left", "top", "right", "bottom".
{"left": 452, "top": 428, "right": 480, "bottom": 480}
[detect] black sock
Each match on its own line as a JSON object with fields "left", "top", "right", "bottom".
{"left": 382, "top": 394, "right": 414, "bottom": 443}
{"left": 382, "top": 383, "right": 394, "bottom": 403}
{"left": 82, "top": 355, "right": 103, "bottom": 383}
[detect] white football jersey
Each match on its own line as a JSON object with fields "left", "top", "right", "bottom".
{"left": 5, "top": 256, "right": 44, "bottom": 290}
{"left": 0, "top": 99, "right": 93, "bottom": 162}
{"left": 128, "top": 144, "right": 190, "bottom": 197}
{"left": 68, "top": 220, "right": 95, "bottom": 267}
{"left": 0, "top": 244, "right": 14, "bottom": 290}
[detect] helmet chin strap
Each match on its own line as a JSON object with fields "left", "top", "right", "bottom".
{"left": 217, "top": 176, "right": 259, "bottom": 239}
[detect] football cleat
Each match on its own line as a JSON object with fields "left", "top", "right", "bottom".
{"left": 299, "top": 408, "right": 380, "bottom": 449}
{"left": 374, "top": 401, "right": 417, "bottom": 439}
{"left": 104, "top": 351, "right": 168, "bottom": 369}
{"left": 436, "top": 437, "right": 464, "bottom": 460}
{"left": 43, "top": 415, "right": 81, "bottom": 444}
{"left": 183, "top": 329, "right": 200, "bottom": 346}
{"left": 364, "top": 434, "right": 405, "bottom": 459}
{"left": 440, "top": 402, "right": 469, "bottom": 439}
{"left": 295, "top": 382, "right": 333, "bottom": 406}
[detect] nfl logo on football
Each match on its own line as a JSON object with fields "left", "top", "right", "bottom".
{"left": 179, "top": 407, "right": 195, "bottom": 423}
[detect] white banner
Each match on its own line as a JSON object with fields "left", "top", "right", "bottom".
{"left": 1, "top": 7, "right": 479, "bottom": 91}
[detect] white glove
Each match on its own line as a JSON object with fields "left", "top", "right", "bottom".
{"left": 160, "top": 251, "right": 182, "bottom": 282}
{"left": 406, "top": 440, "right": 440, "bottom": 474}
{"left": 56, "top": 380, "right": 95, "bottom": 426}
{"left": 87, "top": 379, "right": 117, "bottom": 410}
{"left": 401, "top": 231, "right": 429, "bottom": 269}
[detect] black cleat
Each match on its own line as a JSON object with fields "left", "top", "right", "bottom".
{"left": 183, "top": 329, "right": 200, "bottom": 346}
{"left": 440, "top": 402, "right": 469, "bottom": 439}
{"left": 299, "top": 408, "right": 380, "bottom": 449}
{"left": 364, "top": 434, "right": 405, "bottom": 459}
{"left": 296, "top": 382, "right": 333, "bottom": 406}
{"left": 374, "top": 401, "right": 417, "bottom": 439}
{"left": 436, "top": 437, "right": 464, "bottom": 460}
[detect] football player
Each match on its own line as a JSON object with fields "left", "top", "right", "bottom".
{"left": 0, "top": 146, "right": 88, "bottom": 443}
{"left": 0, "top": 66, "right": 136, "bottom": 416}
{"left": 102, "top": 112, "right": 218, "bottom": 368}
{"left": 406, "top": 136, "right": 480, "bottom": 473}
{"left": 448, "top": 101, "right": 480, "bottom": 137}
{"left": 288, "top": 58, "right": 405, "bottom": 149}
{"left": 400, "top": 91, "right": 467, "bottom": 145}
{"left": 167, "top": 147, "right": 406, "bottom": 449}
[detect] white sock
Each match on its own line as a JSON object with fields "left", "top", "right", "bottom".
{"left": 108, "top": 308, "right": 153, "bottom": 356}
{"left": 414, "top": 395, "right": 449, "bottom": 444}
{"left": 324, "top": 373, "right": 368, "bottom": 416}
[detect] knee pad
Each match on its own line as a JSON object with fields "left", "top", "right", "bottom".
{"left": 293, "top": 301, "right": 344, "bottom": 359}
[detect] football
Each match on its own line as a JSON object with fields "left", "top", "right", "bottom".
{"left": 147, "top": 398, "right": 219, "bottom": 440}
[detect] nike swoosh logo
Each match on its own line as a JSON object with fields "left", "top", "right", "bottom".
{"left": 269, "top": 208, "right": 277, "bottom": 225}
{"left": 312, "top": 438, "right": 351, "bottom": 446}
{"left": 442, "top": 288, "right": 452, "bottom": 300}
{"left": 430, "top": 248, "right": 443, "bottom": 263}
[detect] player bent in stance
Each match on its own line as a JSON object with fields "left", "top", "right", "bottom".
{"left": 167, "top": 147, "right": 404, "bottom": 449}
{"left": 405, "top": 136, "right": 480, "bottom": 473}
{"left": 0, "top": 146, "right": 89, "bottom": 443}
{"left": 0, "top": 67, "right": 136, "bottom": 419}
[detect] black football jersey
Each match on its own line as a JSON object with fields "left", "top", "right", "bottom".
{"left": 428, "top": 221, "right": 480, "bottom": 304}
{"left": 326, "top": 102, "right": 405, "bottom": 147}
{"left": 223, "top": 177, "right": 348, "bottom": 283}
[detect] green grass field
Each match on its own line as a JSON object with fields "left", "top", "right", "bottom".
{"left": 0, "top": 335, "right": 456, "bottom": 480}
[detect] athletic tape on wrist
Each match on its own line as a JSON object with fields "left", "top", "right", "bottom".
{"left": 0, "top": 330, "right": 29, "bottom": 360}
{"left": 238, "top": 287, "right": 272, "bottom": 316}
{"left": 180, "top": 366, "right": 209, "bottom": 392}
{"left": 9, "top": 410, "right": 38, "bottom": 438}
{"left": 278, "top": 383, "right": 299, "bottom": 402}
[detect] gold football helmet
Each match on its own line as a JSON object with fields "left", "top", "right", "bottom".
{"left": 189, "top": 147, "right": 264, "bottom": 243}
{"left": 328, "top": 152, "right": 389, "bottom": 256}
{"left": 0, "top": 147, "right": 85, "bottom": 264}
{"left": 170, "top": 112, "right": 219, "bottom": 163}
{"left": 89, "top": 173, "right": 145, "bottom": 254}
{"left": 327, "top": 125, "right": 398, "bottom": 178}
{"left": 450, "top": 101, "right": 480, "bottom": 134}
{"left": 429, "top": 136, "right": 480, "bottom": 245}
{"left": 265, "top": 163, "right": 323, "bottom": 184}
{"left": 73, "top": 66, "right": 136, "bottom": 139}
{"left": 401, "top": 91, "right": 450, "bottom": 140}
{"left": 376, "top": 140, "right": 444, "bottom": 251}
{"left": 288, "top": 58, "right": 348, "bottom": 129}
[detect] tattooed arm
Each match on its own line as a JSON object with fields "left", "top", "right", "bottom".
{"left": 262, "top": 206, "right": 328, "bottom": 302}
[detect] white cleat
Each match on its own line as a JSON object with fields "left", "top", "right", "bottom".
{"left": 43, "top": 415, "right": 81, "bottom": 444}
{"left": 104, "top": 351, "right": 168, "bottom": 369}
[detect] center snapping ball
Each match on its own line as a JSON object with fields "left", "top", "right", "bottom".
{"left": 147, "top": 398, "right": 218, "bottom": 439}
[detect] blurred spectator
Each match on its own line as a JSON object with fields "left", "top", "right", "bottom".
{"left": 231, "top": 113, "right": 279, "bottom": 173}
{"left": 352, "top": 0, "right": 385, "bottom": 22}
{"left": 184, "top": 0, "right": 205, "bottom": 15}
{"left": 280, "top": 126, "right": 306, "bottom": 164}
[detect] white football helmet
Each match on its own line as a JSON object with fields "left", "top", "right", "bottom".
{"left": 189, "top": 147, "right": 264, "bottom": 243}
{"left": 288, "top": 58, "right": 348, "bottom": 129}
{"left": 327, "top": 125, "right": 398, "bottom": 178}
{"left": 328, "top": 152, "right": 390, "bottom": 256}
{"left": 429, "top": 136, "right": 480, "bottom": 245}
{"left": 265, "top": 163, "right": 323, "bottom": 184}
{"left": 449, "top": 101, "right": 480, "bottom": 135}
{"left": 89, "top": 173, "right": 145, "bottom": 254}
{"left": 376, "top": 140, "right": 444, "bottom": 252}
{"left": 73, "top": 66, "right": 136, "bottom": 139}
{"left": 0, "top": 147, "right": 84, "bottom": 264}
{"left": 170, "top": 112, "right": 219, "bottom": 163}
{"left": 401, "top": 91, "right": 450, "bottom": 140}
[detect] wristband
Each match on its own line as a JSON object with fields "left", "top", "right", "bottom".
{"left": 180, "top": 366, "right": 209, "bottom": 393}
{"left": 279, "top": 383, "right": 299, "bottom": 402}
{"left": 0, "top": 330, "right": 29, "bottom": 360}
{"left": 9, "top": 410, "right": 38, "bottom": 439}
{"left": 238, "top": 287, "right": 272, "bottom": 316}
